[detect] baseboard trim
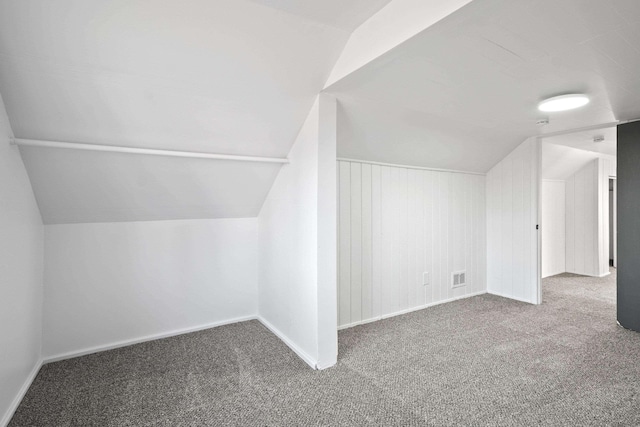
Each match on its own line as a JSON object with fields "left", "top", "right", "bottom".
{"left": 256, "top": 317, "right": 318, "bottom": 370}
{"left": 563, "top": 270, "right": 611, "bottom": 279}
{"left": 6, "top": 314, "right": 320, "bottom": 425}
{"left": 40, "top": 313, "right": 319, "bottom": 372}
{"left": 338, "top": 290, "right": 488, "bottom": 330}
{"left": 487, "top": 291, "right": 535, "bottom": 304}
{"left": 1, "top": 358, "right": 43, "bottom": 427}
{"left": 316, "top": 360, "right": 336, "bottom": 371}
{"left": 542, "top": 271, "right": 565, "bottom": 279}
{"left": 43, "top": 315, "right": 258, "bottom": 364}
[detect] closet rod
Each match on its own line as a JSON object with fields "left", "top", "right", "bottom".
{"left": 10, "top": 137, "right": 289, "bottom": 164}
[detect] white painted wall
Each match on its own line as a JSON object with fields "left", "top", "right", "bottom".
{"left": 20, "top": 148, "right": 283, "bottom": 224}
{"left": 337, "top": 160, "right": 486, "bottom": 328}
{"left": 0, "top": 93, "right": 44, "bottom": 426}
{"left": 42, "top": 218, "right": 258, "bottom": 360}
{"left": 258, "top": 95, "right": 338, "bottom": 370}
{"left": 565, "top": 159, "right": 610, "bottom": 277}
{"left": 599, "top": 159, "right": 613, "bottom": 276}
{"left": 259, "top": 100, "right": 319, "bottom": 368}
{"left": 316, "top": 95, "right": 338, "bottom": 370}
{"left": 486, "top": 138, "right": 539, "bottom": 304}
{"left": 541, "top": 180, "right": 566, "bottom": 278}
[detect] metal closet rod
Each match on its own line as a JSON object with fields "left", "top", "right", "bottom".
{"left": 9, "top": 137, "right": 289, "bottom": 164}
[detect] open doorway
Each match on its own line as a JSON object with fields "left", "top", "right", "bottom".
{"left": 610, "top": 178, "right": 617, "bottom": 268}
{"left": 539, "top": 126, "right": 617, "bottom": 304}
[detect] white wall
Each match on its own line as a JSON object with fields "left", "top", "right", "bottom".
{"left": 258, "top": 95, "right": 338, "bottom": 370}
{"left": 42, "top": 218, "right": 258, "bottom": 360}
{"left": 0, "top": 93, "right": 44, "bottom": 425}
{"left": 258, "top": 100, "right": 319, "bottom": 367}
{"left": 565, "top": 159, "right": 610, "bottom": 277}
{"left": 337, "top": 160, "right": 486, "bottom": 328}
{"left": 316, "top": 94, "right": 338, "bottom": 370}
{"left": 486, "top": 138, "right": 539, "bottom": 304}
{"left": 541, "top": 180, "right": 566, "bottom": 278}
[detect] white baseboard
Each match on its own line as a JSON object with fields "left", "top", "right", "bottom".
{"left": 487, "top": 291, "right": 535, "bottom": 304}
{"left": 1, "top": 358, "right": 43, "bottom": 427}
{"left": 41, "top": 313, "right": 319, "bottom": 372}
{"left": 2, "top": 314, "right": 320, "bottom": 426}
{"left": 316, "top": 358, "right": 337, "bottom": 370}
{"left": 338, "top": 290, "right": 488, "bottom": 330}
{"left": 564, "top": 270, "right": 611, "bottom": 279}
{"left": 542, "top": 270, "right": 565, "bottom": 279}
{"left": 43, "top": 315, "right": 258, "bottom": 364}
{"left": 256, "top": 317, "right": 317, "bottom": 370}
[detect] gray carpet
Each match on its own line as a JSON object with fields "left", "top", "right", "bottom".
{"left": 10, "top": 268, "right": 640, "bottom": 426}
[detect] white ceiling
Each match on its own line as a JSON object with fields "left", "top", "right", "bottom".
{"left": 542, "top": 142, "right": 615, "bottom": 181}
{"left": 544, "top": 126, "right": 616, "bottom": 157}
{"left": 0, "top": 0, "right": 388, "bottom": 223}
{"left": 336, "top": 95, "right": 515, "bottom": 172}
{"left": 245, "top": 0, "right": 392, "bottom": 32}
{"left": 327, "top": 0, "right": 640, "bottom": 173}
{"left": 0, "top": 0, "right": 351, "bottom": 157}
{"left": 3, "top": 0, "right": 639, "bottom": 222}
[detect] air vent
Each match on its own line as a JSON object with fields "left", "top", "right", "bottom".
{"left": 451, "top": 271, "right": 467, "bottom": 288}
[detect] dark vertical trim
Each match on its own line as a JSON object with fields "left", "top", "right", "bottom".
{"left": 617, "top": 121, "right": 640, "bottom": 332}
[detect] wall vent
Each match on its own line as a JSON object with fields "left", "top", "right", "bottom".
{"left": 451, "top": 271, "right": 467, "bottom": 288}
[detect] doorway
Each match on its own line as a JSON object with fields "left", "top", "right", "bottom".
{"left": 539, "top": 126, "right": 617, "bottom": 302}
{"left": 610, "top": 178, "right": 617, "bottom": 268}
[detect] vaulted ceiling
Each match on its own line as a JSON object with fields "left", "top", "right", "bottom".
{"left": 328, "top": 0, "right": 640, "bottom": 172}
{"left": 1, "top": 0, "right": 639, "bottom": 223}
{"left": 541, "top": 126, "right": 616, "bottom": 181}
{"left": 0, "top": 0, "right": 393, "bottom": 223}
{"left": 544, "top": 127, "right": 616, "bottom": 157}
{"left": 542, "top": 141, "right": 616, "bottom": 181}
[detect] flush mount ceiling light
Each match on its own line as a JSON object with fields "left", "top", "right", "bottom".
{"left": 538, "top": 94, "right": 589, "bottom": 112}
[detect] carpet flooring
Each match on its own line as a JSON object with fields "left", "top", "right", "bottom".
{"left": 10, "top": 268, "right": 640, "bottom": 426}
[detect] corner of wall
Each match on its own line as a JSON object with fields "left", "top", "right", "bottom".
{"left": 486, "top": 137, "right": 539, "bottom": 304}
{"left": 0, "top": 90, "right": 45, "bottom": 426}
{"left": 256, "top": 97, "right": 322, "bottom": 369}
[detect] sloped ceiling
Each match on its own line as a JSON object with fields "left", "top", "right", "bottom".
{"left": 4, "top": 0, "right": 639, "bottom": 223}
{"left": 542, "top": 142, "right": 615, "bottom": 181}
{"left": 245, "top": 0, "right": 392, "bottom": 32}
{"left": 327, "top": 0, "right": 640, "bottom": 173}
{"left": 0, "top": 0, "right": 391, "bottom": 223}
{"left": 544, "top": 126, "right": 616, "bottom": 157}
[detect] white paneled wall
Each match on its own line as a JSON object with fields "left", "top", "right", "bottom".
{"left": 338, "top": 161, "right": 486, "bottom": 329}
{"left": 541, "top": 180, "right": 566, "bottom": 278}
{"left": 565, "top": 159, "right": 609, "bottom": 277}
{"left": 486, "top": 138, "right": 539, "bottom": 304}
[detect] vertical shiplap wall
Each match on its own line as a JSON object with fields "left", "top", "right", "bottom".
{"left": 486, "top": 138, "right": 539, "bottom": 304}
{"left": 337, "top": 161, "right": 486, "bottom": 329}
{"left": 541, "top": 180, "right": 566, "bottom": 278}
{"left": 565, "top": 159, "right": 609, "bottom": 277}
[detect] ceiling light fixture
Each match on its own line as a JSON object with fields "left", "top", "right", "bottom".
{"left": 538, "top": 94, "right": 589, "bottom": 112}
